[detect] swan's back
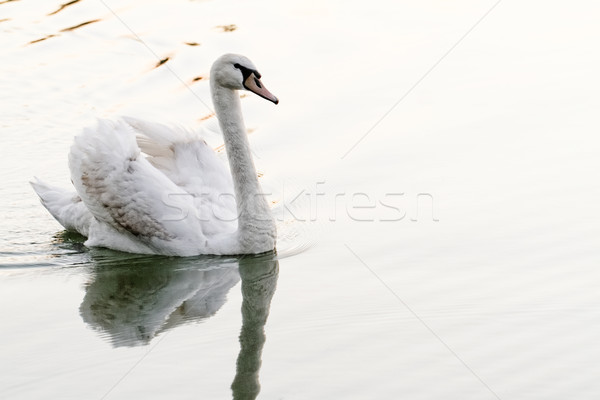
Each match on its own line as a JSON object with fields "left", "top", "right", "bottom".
{"left": 65, "top": 118, "right": 237, "bottom": 255}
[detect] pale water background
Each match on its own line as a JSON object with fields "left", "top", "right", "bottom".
{"left": 1, "top": 0, "right": 600, "bottom": 399}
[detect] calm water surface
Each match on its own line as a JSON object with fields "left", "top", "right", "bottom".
{"left": 2, "top": 0, "right": 600, "bottom": 399}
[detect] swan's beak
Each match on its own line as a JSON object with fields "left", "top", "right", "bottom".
{"left": 243, "top": 73, "right": 279, "bottom": 105}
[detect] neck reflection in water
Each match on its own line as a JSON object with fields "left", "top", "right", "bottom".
{"left": 78, "top": 249, "right": 279, "bottom": 399}
{"left": 232, "top": 254, "right": 279, "bottom": 400}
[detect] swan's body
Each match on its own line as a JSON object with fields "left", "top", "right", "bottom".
{"left": 32, "top": 54, "right": 279, "bottom": 256}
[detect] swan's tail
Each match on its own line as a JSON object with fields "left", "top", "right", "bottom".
{"left": 30, "top": 178, "right": 93, "bottom": 237}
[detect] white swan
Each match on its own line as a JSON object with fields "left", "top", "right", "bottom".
{"left": 31, "top": 54, "right": 279, "bottom": 256}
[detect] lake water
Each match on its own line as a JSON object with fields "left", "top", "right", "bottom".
{"left": 1, "top": 0, "right": 600, "bottom": 399}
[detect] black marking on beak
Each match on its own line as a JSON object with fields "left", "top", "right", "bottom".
{"left": 234, "top": 63, "right": 261, "bottom": 81}
{"left": 234, "top": 62, "right": 277, "bottom": 104}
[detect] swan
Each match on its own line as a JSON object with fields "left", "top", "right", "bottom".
{"left": 31, "top": 54, "right": 279, "bottom": 256}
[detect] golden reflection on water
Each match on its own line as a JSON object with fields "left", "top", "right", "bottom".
{"left": 47, "top": 0, "right": 82, "bottom": 16}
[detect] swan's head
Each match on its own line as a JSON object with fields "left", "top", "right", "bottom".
{"left": 211, "top": 54, "right": 278, "bottom": 104}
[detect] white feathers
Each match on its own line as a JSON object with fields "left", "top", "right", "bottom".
{"left": 32, "top": 116, "right": 243, "bottom": 255}
{"left": 32, "top": 54, "right": 277, "bottom": 256}
{"left": 30, "top": 178, "right": 93, "bottom": 236}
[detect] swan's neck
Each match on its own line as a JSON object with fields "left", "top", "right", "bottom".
{"left": 212, "top": 84, "right": 275, "bottom": 250}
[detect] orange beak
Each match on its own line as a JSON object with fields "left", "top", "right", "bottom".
{"left": 243, "top": 72, "right": 279, "bottom": 104}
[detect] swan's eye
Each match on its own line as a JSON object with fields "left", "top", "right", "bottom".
{"left": 233, "top": 63, "right": 261, "bottom": 84}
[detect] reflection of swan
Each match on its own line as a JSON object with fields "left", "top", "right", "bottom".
{"left": 31, "top": 54, "right": 278, "bottom": 256}
{"left": 79, "top": 251, "right": 279, "bottom": 398}
{"left": 80, "top": 253, "right": 241, "bottom": 347}
{"left": 232, "top": 254, "right": 279, "bottom": 400}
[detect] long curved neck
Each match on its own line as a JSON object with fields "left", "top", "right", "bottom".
{"left": 211, "top": 84, "right": 274, "bottom": 244}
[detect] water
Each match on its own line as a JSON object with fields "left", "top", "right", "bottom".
{"left": 2, "top": 0, "right": 600, "bottom": 399}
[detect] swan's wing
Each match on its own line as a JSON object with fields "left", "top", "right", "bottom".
{"left": 69, "top": 119, "right": 211, "bottom": 255}
{"left": 123, "top": 117, "right": 237, "bottom": 230}
{"left": 30, "top": 178, "right": 93, "bottom": 236}
{"left": 123, "top": 117, "right": 231, "bottom": 189}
